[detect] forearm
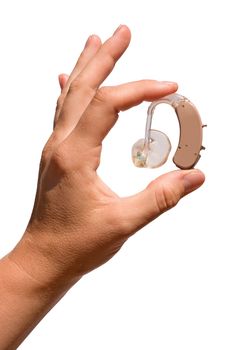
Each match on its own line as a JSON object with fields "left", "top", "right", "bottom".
{"left": 0, "top": 238, "right": 75, "bottom": 350}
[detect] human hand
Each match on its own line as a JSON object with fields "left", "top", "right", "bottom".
{"left": 10, "top": 25, "right": 205, "bottom": 288}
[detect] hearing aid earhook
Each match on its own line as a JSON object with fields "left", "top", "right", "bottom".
{"left": 132, "top": 93, "right": 206, "bottom": 169}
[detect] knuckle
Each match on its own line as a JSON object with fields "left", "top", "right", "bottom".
{"left": 40, "top": 134, "right": 57, "bottom": 163}
{"left": 94, "top": 87, "right": 109, "bottom": 104}
{"left": 50, "top": 144, "right": 71, "bottom": 173}
{"left": 68, "top": 78, "right": 96, "bottom": 100}
{"left": 68, "top": 78, "right": 81, "bottom": 93}
{"left": 41, "top": 147, "right": 50, "bottom": 164}
{"left": 154, "top": 184, "right": 181, "bottom": 213}
{"left": 92, "top": 87, "right": 116, "bottom": 113}
{"left": 40, "top": 147, "right": 50, "bottom": 172}
{"left": 55, "top": 95, "right": 64, "bottom": 113}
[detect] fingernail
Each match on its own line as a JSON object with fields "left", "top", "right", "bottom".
{"left": 158, "top": 81, "right": 178, "bottom": 86}
{"left": 113, "top": 24, "right": 123, "bottom": 36}
{"left": 183, "top": 170, "right": 205, "bottom": 193}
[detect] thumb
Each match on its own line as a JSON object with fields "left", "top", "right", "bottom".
{"left": 119, "top": 169, "right": 205, "bottom": 235}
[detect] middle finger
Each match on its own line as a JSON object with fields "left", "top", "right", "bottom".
{"left": 54, "top": 34, "right": 102, "bottom": 126}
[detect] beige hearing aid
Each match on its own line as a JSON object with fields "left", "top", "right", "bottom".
{"left": 132, "top": 93, "right": 206, "bottom": 170}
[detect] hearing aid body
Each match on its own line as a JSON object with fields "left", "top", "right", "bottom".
{"left": 132, "top": 93, "right": 205, "bottom": 170}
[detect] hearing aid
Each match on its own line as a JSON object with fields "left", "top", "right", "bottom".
{"left": 132, "top": 93, "right": 206, "bottom": 170}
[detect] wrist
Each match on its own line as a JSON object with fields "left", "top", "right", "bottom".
{"left": 8, "top": 232, "right": 80, "bottom": 294}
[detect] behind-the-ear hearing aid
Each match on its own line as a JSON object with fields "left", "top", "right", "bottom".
{"left": 132, "top": 93, "right": 206, "bottom": 170}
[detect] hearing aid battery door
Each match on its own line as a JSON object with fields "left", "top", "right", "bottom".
{"left": 132, "top": 129, "right": 171, "bottom": 168}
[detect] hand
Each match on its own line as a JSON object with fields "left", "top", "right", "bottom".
{"left": 10, "top": 25, "right": 205, "bottom": 287}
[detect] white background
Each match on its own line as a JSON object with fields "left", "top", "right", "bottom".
{"left": 0, "top": 0, "right": 249, "bottom": 349}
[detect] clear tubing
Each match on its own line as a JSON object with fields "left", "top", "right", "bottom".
{"left": 143, "top": 93, "right": 186, "bottom": 155}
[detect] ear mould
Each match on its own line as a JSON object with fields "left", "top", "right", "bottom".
{"left": 132, "top": 93, "right": 206, "bottom": 169}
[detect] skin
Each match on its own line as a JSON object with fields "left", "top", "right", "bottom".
{"left": 0, "top": 25, "right": 205, "bottom": 349}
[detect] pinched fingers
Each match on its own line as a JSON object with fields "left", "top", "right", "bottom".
{"left": 70, "top": 80, "right": 178, "bottom": 150}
